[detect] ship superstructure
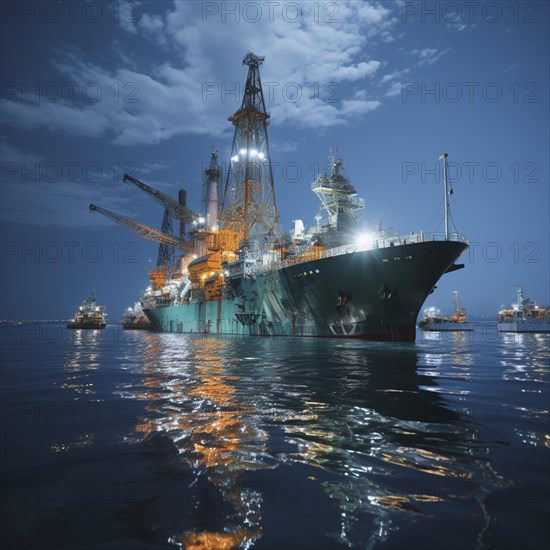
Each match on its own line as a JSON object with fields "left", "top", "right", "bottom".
{"left": 91, "top": 52, "right": 469, "bottom": 342}
{"left": 312, "top": 151, "right": 365, "bottom": 246}
{"left": 419, "top": 291, "right": 472, "bottom": 331}
{"left": 123, "top": 301, "right": 151, "bottom": 330}
{"left": 67, "top": 290, "right": 107, "bottom": 329}
{"left": 497, "top": 287, "right": 550, "bottom": 333}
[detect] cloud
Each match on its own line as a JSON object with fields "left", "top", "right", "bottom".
{"left": 443, "top": 9, "right": 477, "bottom": 32}
{"left": 503, "top": 60, "right": 521, "bottom": 73}
{"left": 340, "top": 98, "right": 380, "bottom": 116}
{"left": 138, "top": 13, "right": 167, "bottom": 46}
{"left": 1, "top": 1, "right": 397, "bottom": 146}
{"left": 115, "top": 1, "right": 140, "bottom": 34}
{"left": 386, "top": 82, "right": 403, "bottom": 98}
{"left": 331, "top": 60, "right": 381, "bottom": 81}
{"left": 0, "top": 136, "right": 41, "bottom": 164}
{"left": 270, "top": 139, "right": 304, "bottom": 153}
{"left": 412, "top": 47, "right": 451, "bottom": 66}
{"left": 380, "top": 69, "right": 411, "bottom": 98}
{"left": 381, "top": 68, "right": 411, "bottom": 84}
{"left": 2, "top": 98, "right": 110, "bottom": 138}
{"left": 139, "top": 161, "right": 171, "bottom": 174}
{"left": 0, "top": 139, "right": 139, "bottom": 227}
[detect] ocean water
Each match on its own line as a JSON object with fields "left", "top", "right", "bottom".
{"left": 1, "top": 322, "right": 548, "bottom": 550}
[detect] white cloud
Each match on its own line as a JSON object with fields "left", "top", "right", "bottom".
{"left": 138, "top": 13, "right": 167, "bottom": 46}
{"left": 2, "top": 98, "right": 110, "bottom": 138}
{"left": 2, "top": 1, "right": 397, "bottom": 145}
{"left": 380, "top": 69, "right": 411, "bottom": 98}
{"left": 331, "top": 60, "right": 381, "bottom": 81}
{"left": 139, "top": 161, "right": 171, "bottom": 174}
{"left": 386, "top": 82, "right": 402, "bottom": 98}
{"left": 412, "top": 47, "right": 451, "bottom": 66}
{"left": 139, "top": 13, "right": 163, "bottom": 32}
{"left": 356, "top": 2, "right": 391, "bottom": 24}
{"left": 115, "top": 1, "right": 140, "bottom": 34}
{"left": 270, "top": 140, "right": 303, "bottom": 153}
{"left": 443, "top": 9, "right": 477, "bottom": 32}
{"left": 381, "top": 68, "right": 411, "bottom": 84}
{"left": 340, "top": 99, "right": 380, "bottom": 116}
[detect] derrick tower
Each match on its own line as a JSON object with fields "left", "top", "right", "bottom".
{"left": 220, "top": 53, "right": 279, "bottom": 245}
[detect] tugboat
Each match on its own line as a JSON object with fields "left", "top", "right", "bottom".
{"left": 122, "top": 301, "right": 151, "bottom": 330}
{"left": 419, "top": 291, "right": 472, "bottom": 331}
{"left": 497, "top": 287, "right": 550, "bottom": 333}
{"left": 67, "top": 290, "right": 107, "bottom": 329}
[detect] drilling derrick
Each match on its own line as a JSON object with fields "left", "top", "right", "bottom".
{"left": 220, "top": 52, "right": 279, "bottom": 246}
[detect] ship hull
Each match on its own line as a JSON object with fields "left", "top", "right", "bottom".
{"left": 66, "top": 322, "right": 106, "bottom": 329}
{"left": 497, "top": 320, "right": 550, "bottom": 333}
{"left": 144, "top": 240, "right": 467, "bottom": 342}
{"left": 420, "top": 322, "right": 473, "bottom": 331}
{"left": 122, "top": 323, "right": 151, "bottom": 330}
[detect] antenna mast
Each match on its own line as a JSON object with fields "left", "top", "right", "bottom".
{"left": 439, "top": 152, "right": 450, "bottom": 240}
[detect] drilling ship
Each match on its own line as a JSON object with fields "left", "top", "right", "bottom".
{"left": 91, "top": 53, "right": 468, "bottom": 342}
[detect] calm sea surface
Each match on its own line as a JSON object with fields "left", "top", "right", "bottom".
{"left": 1, "top": 322, "right": 548, "bottom": 549}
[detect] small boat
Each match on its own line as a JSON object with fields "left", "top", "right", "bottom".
{"left": 67, "top": 290, "right": 107, "bottom": 329}
{"left": 497, "top": 287, "right": 550, "bottom": 333}
{"left": 122, "top": 301, "right": 151, "bottom": 330}
{"left": 419, "top": 291, "right": 472, "bottom": 331}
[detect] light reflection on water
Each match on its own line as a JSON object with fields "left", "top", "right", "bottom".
{"left": 113, "top": 332, "right": 517, "bottom": 548}
{"left": 50, "top": 329, "right": 104, "bottom": 453}
{"left": 3, "top": 324, "right": 547, "bottom": 549}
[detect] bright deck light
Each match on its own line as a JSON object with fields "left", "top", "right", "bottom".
{"left": 354, "top": 232, "right": 375, "bottom": 249}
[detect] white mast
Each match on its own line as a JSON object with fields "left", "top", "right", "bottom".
{"left": 439, "top": 153, "right": 450, "bottom": 240}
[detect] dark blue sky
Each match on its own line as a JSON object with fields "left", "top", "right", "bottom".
{"left": 1, "top": 0, "right": 548, "bottom": 319}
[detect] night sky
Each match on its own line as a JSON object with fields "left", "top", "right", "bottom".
{"left": 1, "top": 1, "right": 548, "bottom": 320}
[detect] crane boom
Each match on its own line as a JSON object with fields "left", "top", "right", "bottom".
{"left": 89, "top": 204, "right": 188, "bottom": 249}
{"left": 122, "top": 174, "right": 196, "bottom": 222}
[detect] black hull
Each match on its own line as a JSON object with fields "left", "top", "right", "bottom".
{"left": 144, "top": 240, "right": 468, "bottom": 342}
{"left": 66, "top": 323, "right": 106, "bottom": 329}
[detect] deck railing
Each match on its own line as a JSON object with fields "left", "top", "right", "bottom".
{"left": 251, "top": 232, "right": 468, "bottom": 275}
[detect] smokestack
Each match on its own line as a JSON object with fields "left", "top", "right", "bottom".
{"left": 205, "top": 148, "right": 220, "bottom": 230}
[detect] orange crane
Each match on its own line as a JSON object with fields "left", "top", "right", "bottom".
{"left": 89, "top": 204, "right": 188, "bottom": 249}
{"left": 89, "top": 203, "right": 190, "bottom": 289}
